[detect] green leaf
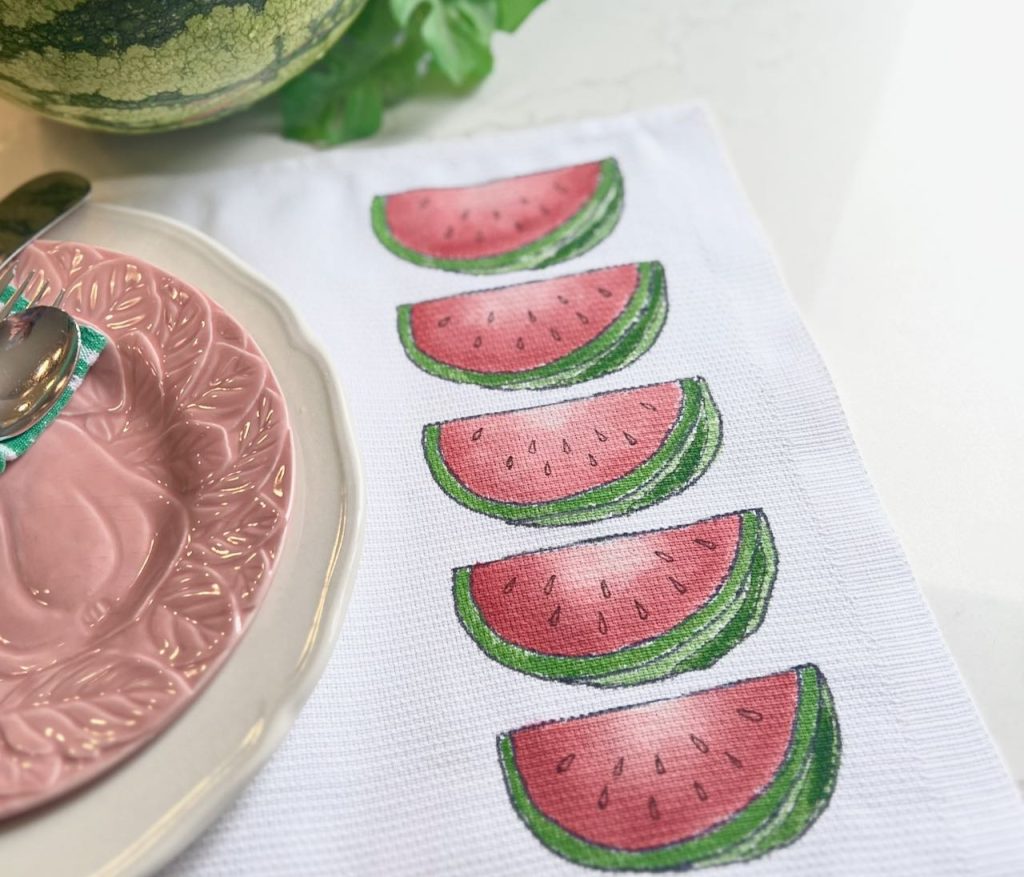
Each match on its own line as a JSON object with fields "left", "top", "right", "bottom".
{"left": 496, "top": 0, "right": 544, "bottom": 31}
{"left": 342, "top": 83, "right": 385, "bottom": 140}
{"left": 279, "top": 0, "right": 548, "bottom": 144}
{"left": 390, "top": 0, "right": 426, "bottom": 26}
{"left": 420, "top": 1, "right": 496, "bottom": 86}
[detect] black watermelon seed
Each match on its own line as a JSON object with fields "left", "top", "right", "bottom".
{"left": 557, "top": 294, "right": 569, "bottom": 304}
{"left": 737, "top": 708, "right": 763, "bottom": 722}
{"left": 502, "top": 576, "right": 516, "bottom": 594}
{"left": 419, "top": 197, "right": 430, "bottom": 208}
{"left": 540, "top": 204, "right": 551, "bottom": 216}
{"left": 597, "top": 612, "right": 607, "bottom": 634}
{"left": 516, "top": 337, "right": 525, "bottom": 350}
{"left": 460, "top": 208, "right": 470, "bottom": 220}
{"left": 694, "top": 538, "right": 717, "bottom": 550}
{"left": 594, "top": 429, "right": 608, "bottom": 442}
{"left": 655, "top": 755, "right": 666, "bottom": 775}
{"left": 588, "top": 453, "right": 598, "bottom": 467}
{"left": 444, "top": 225, "right": 454, "bottom": 240}
{"left": 668, "top": 576, "right": 687, "bottom": 594}
{"left": 648, "top": 797, "right": 660, "bottom": 820}
{"left": 640, "top": 401, "right": 657, "bottom": 411}
{"left": 505, "top": 456, "right": 514, "bottom": 470}
{"left": 598, "top": 786, "right": 609, "bottom": 810}
{"left": 634, "top": 599, "right": 649, "bottom": 620}
{"left": 613, "top": 756, "right": 624, "bottom": 777}
{"left": 553, "top": 181, "right": 568, "bottom": 194}
{"left": 600, "top": 579, "right": 611, "bottom": 599}
{"left": 475, "top": 231, "right": 484, "bottom": 244}
{"left": 520, "top": 196, "right": 529, "bottom": 204}
{"left": 624, "top": 432, "right": 638, "bottom": 446}
{"left": 694, "top": 782, "right": 708, "bottom": 802}
{"left": 690, "top": 734, "right": 709, "bottom": 754}
{"left": 487, "top": 311, "right": 495, "bottom": 324}
{"left": 492, "top": 209, "right": 501, "bottom": 220}
{"left": 726, "top": 751, "right": 743, "bottom": 769}
{"left": 576, "top": 311, "right": 589, "bottom": 324}
{"left": 597, "top": 286, "right": 613, "bottom": 298}
{"left": 437, "top": 315, "right": 451, "bottom": 327}
{"left": 528, "top": 439, "right": 537, "bottom": 454}
{"left": 550, "top": 328, "right": 562, "bottom": 341}
{"left": 654, "top": 550, "right": 674, "bottom": 563}
{"left": 473, "top": 335, "right": 482, "bottom": 348}
{"left": 556, "top": 753, "right": 575, "bottom": 773}
{"left": 549, "top": 605, "right": 561, "bottom": 627}
{"left": 514, "top": 220, "right": 525, "bottom": 233}
{"left": 544, "top": 461, "right": 552, "bottom": 476}
{"left": 527, "top": 310, "right": 537, "bottom": 323}
{"left": 544, "top": 574, "right": 556, "bottom": 595}
{"left": 562, "top": 439, "right": 571, "bottom": 454}
{"left": 471, "top": 427, "right": 484, "bottom": 441}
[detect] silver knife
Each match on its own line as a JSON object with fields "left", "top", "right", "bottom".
{"left": 0, "top": 172, "right": 91, "bottom": 269}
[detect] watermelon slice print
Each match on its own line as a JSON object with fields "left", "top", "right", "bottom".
{"left": 422, "top": 379, "right": 721, "bottom": 527}
{"left": 398, "top": 262, "right": 667, "bottom": 390}
{"left": 371, "top": 159, "right": 624, "bottom": 274}
{"left": 454, "top": 511, "right": 776, "bottom": 686}
{"left": 499, "top": 665, "right": 840, "bottom": 870}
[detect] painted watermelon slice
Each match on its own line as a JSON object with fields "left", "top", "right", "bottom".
{"left": 398, "top": 262, "right": 667, "bottom": 389}
{"left": 499, "top": 665, "right": 840, "bottom": 870}
{"left": 422, "top": 379, "right": 721, "bottom": 527}
{"left": 371, "top": 159, "right": 624, "bottom": 274}
{"left": 454, "top": 511, "right": 776, "bottom": 686}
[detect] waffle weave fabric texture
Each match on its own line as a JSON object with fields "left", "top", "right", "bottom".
{"left": 99, "top": 106, "right": 1024, "bottom": 875}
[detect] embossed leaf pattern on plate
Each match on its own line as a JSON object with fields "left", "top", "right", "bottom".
{"left": 0, "top": 242, "right": 293, "bottom": 818}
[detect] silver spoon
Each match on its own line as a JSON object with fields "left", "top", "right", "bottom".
{"left": 0, "top": 275, "right": 79, "bottom": 442}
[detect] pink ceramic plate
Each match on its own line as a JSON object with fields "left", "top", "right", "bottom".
{"left": 0, "top": 241, "right": 293, "bottom": 820}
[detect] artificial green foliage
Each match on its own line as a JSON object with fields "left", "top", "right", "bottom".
{"left": 280, "top": 0, "right": 546, "bottom": 145}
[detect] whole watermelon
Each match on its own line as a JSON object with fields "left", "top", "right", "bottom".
{"left": 0, "top": 0, "right": 367, "bottom": 132}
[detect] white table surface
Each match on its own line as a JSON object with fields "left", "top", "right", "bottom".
{"left": 1, "top": 0, "right": 1020, "bottom": 791}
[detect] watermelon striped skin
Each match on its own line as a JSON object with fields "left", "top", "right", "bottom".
{"left": 0, "top": 0, "right": 366, "bottom": 132}
{"left": 397, "top": 262, "right": 668, "bottom": 390}
{"left": 454, "top": 510, "right": 777, "bottom": 686}
{"left": 372, "top": 159, "right": 625, "bottom": 274}
{"left": 498, "top": 665, "right": 841, "bottom": 871}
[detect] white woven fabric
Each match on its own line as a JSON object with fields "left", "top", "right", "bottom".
{"left": 100, "top": 106, "right": 1024, "bottom": 876}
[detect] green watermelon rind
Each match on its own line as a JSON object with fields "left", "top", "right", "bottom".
{"left": 371, "top": 159, "right": 624, "bottom": 274}
{"left": 584, "top": 514, "right": 776, "bottom": 687}
{"left": 523, "top": 378, "right": 721, "bottom": 528}
{"left": 698, "top": 680, "right": 841, "bottom": 868}
{"left": 423, "top": 378, "right": 720, "bottom": 527}
{"left": 396, "top": 262, "right": 666, "bottom": 390}
{"left": 453, "top": 511, "right": 776, "bottom": 684}
{"left": 568, "top": 283, "right": 669, "bottom": 386}
{"left": 480, "top": 378, "right": 718, "bottom": 529}
{"left": 498, "top": 664, "right": 839, "bottom": 871}
{"left": 533, "top": 278, "right": 668, "bottom": 390}
{"left": 528, "top": 181, "right": 625, "bottom": 270}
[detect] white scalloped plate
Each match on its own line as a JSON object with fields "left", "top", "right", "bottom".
{"left": 0, "top": 202, "right": 365, "bottom": 876}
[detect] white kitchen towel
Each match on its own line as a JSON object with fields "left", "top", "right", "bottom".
{"left": 100, "top": 105, "right": 1024, "bottom": 875}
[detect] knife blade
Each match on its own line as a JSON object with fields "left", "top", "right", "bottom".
{"left": 0, "top": 172, "right": 91, "bottom": 268}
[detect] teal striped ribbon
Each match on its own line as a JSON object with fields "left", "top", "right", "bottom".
{"left": 0, "top": 285, "right": 108, "bottom": 473}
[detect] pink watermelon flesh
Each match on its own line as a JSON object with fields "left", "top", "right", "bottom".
{"left": 511, "top": 670, "right": 799, "bottom": 851}
{"left": 410, "top": 264, "right": 639, "bottom": 374}
{"left": 385, "top": 162, "right": 603, "bottom": 261}
{"left": 438, "top": 382, "right": 684, "bottom": 505}
{"left": 471, "top": 515, "right": 741, "bottom": 656}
